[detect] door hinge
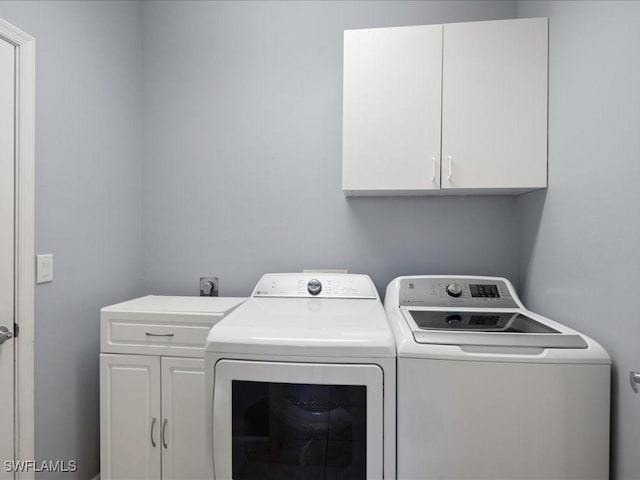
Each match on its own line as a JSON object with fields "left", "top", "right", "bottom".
{"left": 14, "top": 323, "right": 19, "bottom": 338}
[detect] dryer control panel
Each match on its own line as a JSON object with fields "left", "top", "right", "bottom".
{"left": 400, "top": 277, "right": 518, "bottom": 308}
{"left": 253, "top": 274, "right": 378, "bottom": 299}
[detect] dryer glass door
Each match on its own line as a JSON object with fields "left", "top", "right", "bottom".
{"left": 212, "top": 360, "right": 383, "bottom": 480}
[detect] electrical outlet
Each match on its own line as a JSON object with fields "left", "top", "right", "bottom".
{"left": 200, "top": 277, "right": 219, "bottom": 296}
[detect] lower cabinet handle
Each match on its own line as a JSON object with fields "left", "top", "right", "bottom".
{"left": 431, "top": 157, "right": 437, "bottom": 182}
{"left": 150, "top": 417, "right": 157, "bottom": 448}
{"left": 447, "top": 155, "right": 453, "bottom": 181}
{"left": 145, "top": 332, "right": 174, "bottom": 337}
{"left": 631, "top": 371, "right": 640, "bottom": 393}
{"left": 162, "top": 418, "right": 168, "bottom": 449}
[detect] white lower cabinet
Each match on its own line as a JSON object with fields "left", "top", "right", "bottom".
{"left": 99, "top": 295, "right": 246, "bottom": 480}
{"left": 161, "top": 357, "right": 209, "bottom": 480}
{"left": 100, "top": 354, "right": 162, "bottom": 480}
{"left": 100, "top": 354, "right": 209, "bottom": 480}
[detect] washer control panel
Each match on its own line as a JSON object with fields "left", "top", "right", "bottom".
{"left": 400, "top": 277, "right": 517, "bottom": 308}
{"left": 253, "top": 274, "right": 378, "bottom": 299}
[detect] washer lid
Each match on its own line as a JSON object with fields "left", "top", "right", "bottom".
{"left": 403, "top": 308, "right": 588, "bottom": 349}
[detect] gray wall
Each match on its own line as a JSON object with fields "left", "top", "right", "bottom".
{"left": 516, "top": 2, "right": 640, "bottom": 479}
{"left": 0, "top": 2, "right": 142, "bottom": 478}
{"left": 141, "top": 0, "right": 519, "bottom": 298}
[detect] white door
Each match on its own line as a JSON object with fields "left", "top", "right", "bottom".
{"left": 100, "top": 354, "right": 161, "bottom": 480}
{"left": 213, "top": 360, "right": 384, "bottom": 480}
{"left": 343, "top": 25, "right": 443, "bottom": 194}
{"left": 0, "top": 36, "right": 16, "bottom": 480}
{"left": 441, "top": 17, "right": 548, "bottom": 190}
{"left": 161, "top": 357, "right": 210, "bottom": 480}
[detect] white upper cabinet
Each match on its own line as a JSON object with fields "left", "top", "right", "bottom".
{"left": 342, "top": 17, "right": 548, "bottom": 196}
{"left": 342, "top": 24, "right": 443, "bottom": 194}
{"left": 441, "top": 18, "right": 548, "bottom": 191}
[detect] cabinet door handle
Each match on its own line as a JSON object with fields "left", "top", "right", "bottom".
{"left": 162, "top": 418, "right": 168, "bottom": 449}
{"left": 447, "top": 156, "right": 453, "bottom": 181}
{"left": 431, "top": 157, "right": 437, "bottom": 182}
{"left": 150, "top": 417, "right": 157, "bottom": 448}
{"left": 145, "top": 332, "right": 174, "bottom": 337}
{"left": 631, "top": 372, "right": 640, "bottom": 393}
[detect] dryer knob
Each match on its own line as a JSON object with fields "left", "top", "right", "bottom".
{"left": 307, "top": 279, "right": 322, "bottom": 296}
{"left": 446, "top": 283, "right": 463, "bottom": 297}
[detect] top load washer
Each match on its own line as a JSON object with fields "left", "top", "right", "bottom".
{"left": 205, "top": 273, "right": 396, "bottom": 480}
{"left": 385, "top": 275, "right": 610, "bottom": 480}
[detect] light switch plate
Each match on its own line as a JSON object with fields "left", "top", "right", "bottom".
{"left": 36, "top": 254, "right": 53, "bottom": 284}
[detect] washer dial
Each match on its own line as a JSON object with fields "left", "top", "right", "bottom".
{"left": 307, "top": 279, "right": 322, "bottom": 296}
{"left": 446, "top": 283, "right": 463, "bottom": 297}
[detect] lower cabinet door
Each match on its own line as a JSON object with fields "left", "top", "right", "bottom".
{"left": 161, "top": 357, "right": 210, "bottom": 480}
{"left": 100, "top": 354, "right": 161, "bottom": 480}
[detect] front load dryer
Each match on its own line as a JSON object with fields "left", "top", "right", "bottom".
{"left": 205, "top": 273, "right": 396, "bottom": 480}
{"left": 384, "top": 275, "right": 610, "bottom": 480}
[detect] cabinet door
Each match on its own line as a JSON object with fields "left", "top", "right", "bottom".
{"left": 441, "top": 18, "right": 547, "bottom": 191}
{"left": 100, "top": 354, "right": 161, "bottom": 480}
{"left": 343, "top": 25, "right": 443, "bottom": 194}
{"left": 161, "top": 357, "right": 210, "bottom": 480}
